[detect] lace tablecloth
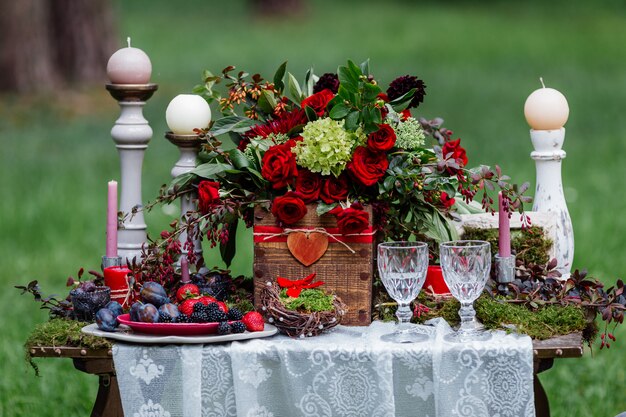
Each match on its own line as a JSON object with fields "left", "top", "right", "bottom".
{"left": 113, "top": 319, "right": 535, "bottom": 417}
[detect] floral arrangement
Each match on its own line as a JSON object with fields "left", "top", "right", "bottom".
{"left": 156, "top": 60, "right": 531, "bottom": 265}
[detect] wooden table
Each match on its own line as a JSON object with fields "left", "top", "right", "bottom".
{"left": 29, "top": 333, "right": 583, "bottom": 417}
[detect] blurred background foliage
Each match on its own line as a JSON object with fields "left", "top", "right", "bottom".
{"left": 1, "top": 0, "right": 626, "bottom": 415}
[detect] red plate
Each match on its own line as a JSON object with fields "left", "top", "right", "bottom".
{"left": 117, "top": 314, "right": 225, "bottom": 336}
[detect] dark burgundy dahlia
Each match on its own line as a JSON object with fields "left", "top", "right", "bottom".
{"left": 386, "top": 75, "right": 426, "bottom": 109}
{"left": 313, "top": 73, "right": 340, "bottom": 94}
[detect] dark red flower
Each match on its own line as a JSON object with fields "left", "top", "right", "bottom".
{"left": 301, "top": 89, "right": 334, "bottom": 116}
{"left": 440, "top": 192, "right": 455, "bottom": 208}
{"left": 239, "top": 109, "right": 307, "bottom": 150}
{"left": 271, "top": 192, "right": 307, "bottom": 225}
{"left": 261, "top": 144, "right": 298, "bottom": 189}
{"left": 367, "top": 124, "right": 396, "bottom": 152}
{"left": 320, "top": 173, "right": 349, "bottom": 204}
{"left": 313, "top": 73, "right": 340, "bottom": 94}
{"left": 335, "top": 204, "right": 370, "bottom": 235}
{"left": 295, "top": 169, "right": 322, "bottom": 203}
{"left": 442, "top": 138, "right": 468, "bottom": 171}
{"left": 198, "top": 181, "right": 220, "bottom": 214}
{"left": 347, "top": 146, "right": 389, "bottom": 187}
{"left": 386, "top": 75, "right": 427, "bottom": 109}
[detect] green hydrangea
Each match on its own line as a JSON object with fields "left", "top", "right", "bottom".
{"left": 292, "top": 118, "right": 362, "bottom": 176}
{"left": 393, "top": 116, "right": 426, "bottom": 150}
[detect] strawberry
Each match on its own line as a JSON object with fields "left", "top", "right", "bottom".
{"left": 176, "top": 284, "right": 200, "bottom": 302}
{"left": 216, "top": 301, "right": 229, "bottom": 314}
{"left": 199, "top": 295, "right": 217, "bottom": 305}
{"left": 242, "top": 311, "right": 265, "bottom": 332}
{"left": 178, "top": 298, "right": 202, "bottom": 316}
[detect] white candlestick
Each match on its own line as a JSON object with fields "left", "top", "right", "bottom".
{"left": 106, "top": 37, "right": 152, "bottom": 84}
{"left": 165, "top": 94, "right": 212, "bottom": 135}
{"left": 524, "top": 78, "right": 569, "bottom": 130}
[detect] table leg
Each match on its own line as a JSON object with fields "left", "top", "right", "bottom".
{"left": 534, "top": 375, "right": 550, "bottom": 417}
{"left": 73, "top": 358, "right": 124, "bottom": 417}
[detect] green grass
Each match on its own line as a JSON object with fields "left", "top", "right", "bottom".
{"left": 3, "top": 0, "right": 626, "bottom": 415}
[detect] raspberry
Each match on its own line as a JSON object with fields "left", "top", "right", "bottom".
{"left": 217, "top": 321, "right": 231, "bottom": 335}
{"left": 231, "top": 321, "right": 246, "bottom": 334}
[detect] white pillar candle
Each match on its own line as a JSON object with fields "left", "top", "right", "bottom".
{"left": 106, "top": 37, "right": 152, "bottom": 84}
{"left": 524, "top": 78, "right": 569, "bottom": 130}
{"left": 166, "top": 94, "right": 212, "bottom": 135}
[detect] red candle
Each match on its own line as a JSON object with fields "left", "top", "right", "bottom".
{"left": 498, "top": 191, "right": 511, "bottom": 257}
{"left": 104, "top": 266, "right": 132, "bottom": 308}
{"left": 106, "top": 181, "right": 118, "bottom": 258}
{"left": 181, "top": 256, "right": 191, "bottom": 283}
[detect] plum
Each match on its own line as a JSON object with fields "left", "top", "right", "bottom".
{"left": 140, "top": 282, "right": 170, "bottom": 307}
{"left": 158, "top": 303, "right": 180, "bottom": 321}
{"left": 105, "top": 301, "right": 123, "bottom": 318}
{"left": 96, "top": 308, "right": 119, "bottom": 332}
{"left": 130, "top": 301, "right": 143, "bottom": 321}
{"left": 136, "top": 303, "right": 159, "bottom": 323}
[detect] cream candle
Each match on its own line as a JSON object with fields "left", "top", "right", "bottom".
{"left": 106, "top": 37, "right": 152, "bottom": 84}
{"left": 524, "top": 78, "right": 569, "bottom": 130}
{"left": 165, "top": 94, "right": 212, "bottom": 135}
{"left": 106, "top": 180, "right": 118, "bottom": 258}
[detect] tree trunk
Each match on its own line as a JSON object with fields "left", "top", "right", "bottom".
{"left": 0, "top": 0, "right": 117, "bottom": 93}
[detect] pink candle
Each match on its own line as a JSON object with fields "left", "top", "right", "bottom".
{"left": 181, "top": 256, "right": 191, "bottom": 283}
{"left": 106, "top": 181, "right": 118, "bottom": 258}
{"left": 498, "top": 191, "right": 511, "bottom": 257}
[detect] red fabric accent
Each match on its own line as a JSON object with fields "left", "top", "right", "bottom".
{"left": 253, "top": 225, "right": 374, "bottom": 243}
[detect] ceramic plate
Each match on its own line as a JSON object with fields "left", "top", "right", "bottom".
{"left": 116, "top": 314, "right": 227, "bottom": 336}
{"left": 82, "top": 321, "right": 277, "bottom": 345}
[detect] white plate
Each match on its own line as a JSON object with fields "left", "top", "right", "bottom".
{"left": 81, "top": 323, "right": 278, "bottom": 344}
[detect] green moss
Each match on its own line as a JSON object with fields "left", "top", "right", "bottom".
{"left": 280, "top": 289, "right": 335, "bottom": 312}
{"left": 26, "top": 319, "right": 111, "bottom": 351}
{"left": 462, "top": 226, "right": 552, "bottom": 265}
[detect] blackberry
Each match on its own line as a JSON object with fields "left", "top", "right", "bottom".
{"left": 159, "top": 311, "right": 173, "bottom": 323}
{"left": 206, "top": 302, "right": 220, "bottom": 311}
{"left": 177, "top": 314, "right": 191, "bottom": 323}
{"left": 191, "top": 310, "right": 210, "bottom": 323}
{"left": 227, "top": 308, "right": 243, "bottom": 321}
{"left": 231, "top": 321, "right": 246, "bottom": 334}
{"left": 217, "top": 321, "right": 231, "bottom": 335}
{"left": 207, "top": 309, "right": 228, "bottom": 323}
{"left": 193, "top": 302, "right": 206, "bottom": 314}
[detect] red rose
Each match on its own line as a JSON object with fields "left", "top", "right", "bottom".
{"left": 261, "top": 143, "right": 298, "bottom": 189}
{"left": 442, "top": 138, "right": 468, "bottom": 168}
{"left": 295, "top": 169, "right": 322, "bottom": 203}
{"left": 301, "top": 89, "right": 334, "bottom": 116}
{"left": 347, "top": 146, "right": 389, "bottom": 187}
{"left": 367, "top": 124, "right": 397, "bottom": 152}
{"left": 198, "top": 181, "right": 220, "bottom": 214}
{"left": 320, "top": 173, "right": 349, "bottom": 204}
{"left": 335, "top": 205, "right": 370, "bottom": 235}
{"left": 440, "top": 192, "right": 455, "bottom": 208}
{"left": 271, "top": 192, "right": 308, "bottom": 225}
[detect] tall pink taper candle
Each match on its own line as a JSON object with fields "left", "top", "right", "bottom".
{"left": 498, "top": 191, "right": 511, "bottom": 257}
{"left": 181, "top": 256, "right": 191, "bottom": 283}
{"left": 106, "top": 181, "right": 118, "bottom": 257}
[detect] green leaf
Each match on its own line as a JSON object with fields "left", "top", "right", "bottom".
{"left": 287, "top": 72, "right": 303, "bottom": 103}
{"left": 219, "top": 218, "right": 239, "bottom": 267}
{"left": 347, "top": 60, "right": 363, "bottom": 78}
{"left": 389, "top": 88, "right": 416, "bottom": 112}
{"left": 192, "top": 162, "right": 234, "bottom": 179}
{"left": 257, "top": 90, "right": 277, "bottom": 114}
{"left": 304, "top": 68, "right": 315, "bottom": 97}
{"left": 329, "top": 102, "right": 351, "bottom": 119}
{"left": 345, "top": 111, "right": 360, "bottom": 131}
{"left": 273, "top": 61, "right": 287, "bottom": 93}
{"left": 338, "top": 65, "right": 358, "bottom": 91}
{"left": 383, "top": 176, "right": 395, "bottom": 191}
{"left": 363, "top": 82, "right": 381, "bottom": 102}
{"left": 316, "top": 202, "right": 338, "bottom": 216}
{"left": 210, "top": 116, "right": 259, "bottom": 136}
{"left": 337, "top": 85, "right": 352, "bottom": 100}
{"left": 227, "top": 149, "right": 250, "bottom": 169}
{"left": 359, "top": 59, "right": 370, "bottom": 76}
{"left": 443, "top": 182, "right": 457, "bottom": 197}
{"left": 304, "top": 106, "right": 318, "bottom": 121}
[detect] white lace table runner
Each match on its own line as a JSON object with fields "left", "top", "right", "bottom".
{"left": 113, "top": 319, "right": 535, "bottom": 417}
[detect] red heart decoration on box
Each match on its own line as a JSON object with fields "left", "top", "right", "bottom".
{"left": 287, "top": 232, "right": 329, "bottom": 266}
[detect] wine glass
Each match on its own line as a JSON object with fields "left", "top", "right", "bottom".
{"left": 439, "top": 240, "right": 491, "bottom": 342}
{"left": 377, "top": 241, "right": 429, "bottom": 343}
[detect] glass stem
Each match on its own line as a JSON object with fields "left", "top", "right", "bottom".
{"left": 396, "top": 303, "right": 413, "bottom": 325}
{"left": 458, "top": 301, "right": 476, "bottom": 332}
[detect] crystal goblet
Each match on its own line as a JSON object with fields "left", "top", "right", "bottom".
{"left": 377, "top": 241, "right": 429, "bottom": 343}
{"left": 440, "top": 240, "right": 492, "bottom": 342}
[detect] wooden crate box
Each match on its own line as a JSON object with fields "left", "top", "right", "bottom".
{"left": 253, "top": 205, "right": 375, "bottom": 326}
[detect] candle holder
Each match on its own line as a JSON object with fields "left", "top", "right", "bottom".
{"left": 106, "top": 83, "right": 158, "bottom": 264}
{"left": 165, "top": 132, "right": 205, "bottom": 264}
{"left": 495, "top": 254, "right": 516, "bottom": 284}
{"left": 101, "top": 255, "right": 122, "bottom": 270}
{"left": 530, "top": 128, "right": 574, "bottom": 278}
